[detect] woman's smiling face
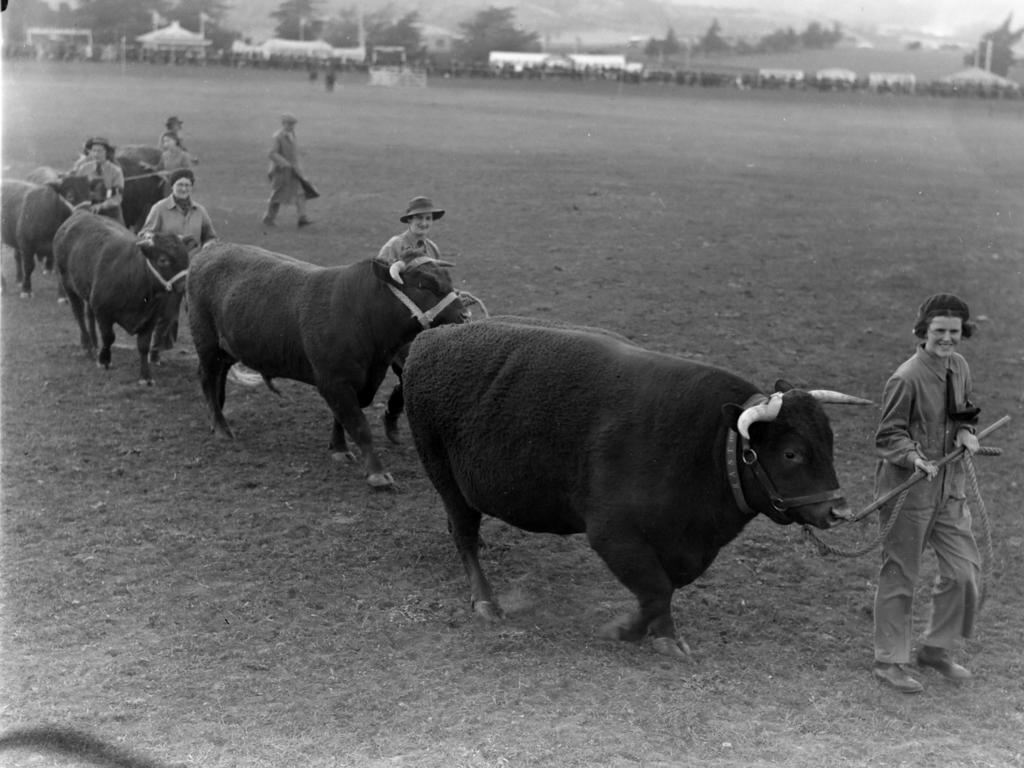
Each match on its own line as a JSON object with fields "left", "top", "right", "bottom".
{"left": 408, "top": 213, "right": 433, "bottom": 238}
{"left": 923, "top": 315, "right": 963, "bottom": 359}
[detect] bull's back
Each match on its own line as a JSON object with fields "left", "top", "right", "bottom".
{"left": 19, "top": 185, "right": 71, "bottom": 250}
{"left": 188, "top": 243, "right": 329, "bottom": 380}
{"left": 406, "top": 322, "right": 740, "bottom": 532}
{"left": 54, "top": 213, "right": 133, "bottom": 289}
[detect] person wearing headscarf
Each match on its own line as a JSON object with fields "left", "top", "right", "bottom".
{"left": 139, "top": 167, "right": 217, "bottom": 354}
{"left": 139, "top": 168, "right": 216, "bottom": 253}
{"left": 871, "top": 293, "right": 982, "bottom": 694}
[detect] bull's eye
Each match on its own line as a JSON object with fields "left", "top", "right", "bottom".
{"left": 784, "top": 450, "right": 797, "bottom": 460}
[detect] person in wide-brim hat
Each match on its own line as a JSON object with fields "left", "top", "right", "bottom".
{"left": 82, "top": 136, "right": 116, "bottom": 158}
{"left": 399, "top": 196, "right": 445, "bottom": 223}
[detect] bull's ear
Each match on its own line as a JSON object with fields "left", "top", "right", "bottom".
{"left": 774, "top": 379, "right": 796, "bottom": 392}
{"left": 722, "top": 403, "right": 744, "bottom": 431}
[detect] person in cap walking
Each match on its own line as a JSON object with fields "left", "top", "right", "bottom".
{"left": 376, "top": 196, "right": 445, "bottom": 265}
{"left": 871, "top": 293, "right": 982, "bottom": 694}
{"left": 262, "top": 112, "right": 312, "bottom": 228}
{"left": 69, "top": 137, "right": 126, "bottom": 226}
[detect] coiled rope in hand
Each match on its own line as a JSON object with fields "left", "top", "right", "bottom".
{"left": 802, "top": 415, "right": 1010, "bottom": 605}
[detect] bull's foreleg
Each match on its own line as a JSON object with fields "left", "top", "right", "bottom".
{"left": 589, "top": 532, "right": 691, "bottom": 660}
{"left": 96, "top": 318, "right": 116, "bottom": 371}
{"left": 321, "top": 386, "right": 393, "bottom": 488}
{"left": 135, "top": 323, "right": 156, "bottom": 386}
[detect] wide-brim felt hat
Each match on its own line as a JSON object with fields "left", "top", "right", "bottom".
{"left": 400, "top": 196, "right": 445, "bottom": 222}
{"left": 166, "top": 115, "right": 183, "bottom": 128}
{"left": 83, "top": 136, "right": 115, "bottom": 155}
{"left": 281, "top": 112, "right": 298, "bottom": 124}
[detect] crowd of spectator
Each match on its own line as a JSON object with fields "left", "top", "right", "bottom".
{"left": 3, "top": 38, "right": 1020, "bottom": 101}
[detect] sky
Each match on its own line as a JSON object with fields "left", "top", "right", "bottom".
{"left": 688, "top": 0, "right": 1024, "bottom": 37}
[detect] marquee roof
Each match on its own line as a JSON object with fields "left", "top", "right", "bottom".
{"left": 136, "top": 21, "right": 211, "bottom": 48}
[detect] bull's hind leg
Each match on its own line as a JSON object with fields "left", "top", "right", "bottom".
{"left": 63, "top": 289, "right": 95, "bottom": 358}
{"left": 197, "top": 348, "right": 235, "bottom": 439}
{"left": 587, "top": 528, "right": 691, "bottom": 660}
{"left": 450, "top": 502, "right": 501, "bottom": 622}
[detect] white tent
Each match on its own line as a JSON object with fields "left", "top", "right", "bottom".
{"left": 136, "top": 21, "right": 211, "bottom": 53}
{"left": 259, "top": 38, "right": 334, "bottom": 59}
{"left": 815, "top": 67, "right": 857, "bottom": 83}
{"left": 568, "top": 54, "right": 627, "bottom": 71}
{"left": 942, "top": 66, "right": 1020, "bottom": 91}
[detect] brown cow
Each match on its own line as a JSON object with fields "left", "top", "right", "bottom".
{"left": 54, "top": 212, "right": 190, "bottom": 385}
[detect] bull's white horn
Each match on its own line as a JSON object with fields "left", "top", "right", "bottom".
{"left": 737, "top": 392, "right": 784, "bottom": 439}
{"left": 807, "top": 390, "right": 874, "bottom": 406}
{"left": 389, "top": 260, "right": 406, "bottom": 285}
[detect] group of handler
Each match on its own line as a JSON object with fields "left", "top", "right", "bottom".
{"left": 69, "top": 115, "right": 985, "bottom": 697}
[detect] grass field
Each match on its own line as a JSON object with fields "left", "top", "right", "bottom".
{"left": 2, "top": 61, "right": 1023, "bottom": 768}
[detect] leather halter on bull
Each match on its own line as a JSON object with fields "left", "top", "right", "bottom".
{"left": 726, "top": 389, "right": 872, "bottom": 522}
{"left": 137, "top": 234, "right": 188, "bottom": 292}
{"left": 387, "top": 255, "right": 463, "bottom": 328}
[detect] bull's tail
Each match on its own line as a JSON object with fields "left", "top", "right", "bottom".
{"left": 0, "top": 725, "right": 170, "bottom": 768}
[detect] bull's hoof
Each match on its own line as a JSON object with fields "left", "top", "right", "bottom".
{"left": 138, "top": 378, "right": 154, "bottom": 387}
{"left": 213, "top": 426, "right": 234, "bottom": 441}
{"left": 331, "top": 450, "right": 357, "bottom": 464}
{"left": 472, "top": 599, "right": 502, "bottom": 622}
{"left": 366, "top": 472, "right": 395, "bottom": 489}
{"left": 651, "top": 635, "right": 692, "bottom": 661}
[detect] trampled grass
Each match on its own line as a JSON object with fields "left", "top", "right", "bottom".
{"left": 2, "top": 61, "right": 1023, "bottom": 767}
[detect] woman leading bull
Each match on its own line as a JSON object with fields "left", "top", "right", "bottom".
{"left": 139, "top": 168, "right": 217, "bottom": 356}
{"left": 69, "top": 137, "right": 125, "bottom": 226}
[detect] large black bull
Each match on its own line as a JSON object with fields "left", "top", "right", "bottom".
{"left": 54, "top": 212, "right": 190, "bottom": 385}
{"left": 186, "top": 244, "right": 467, "bottom": 488}
{"left": 403, "top": 318, "right": 872, "bottom": 658}
{"left": 2, "top": 175, "right": 91, "bottom": 297}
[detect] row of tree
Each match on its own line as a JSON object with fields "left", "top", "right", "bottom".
{"left": 1, "top": 0, "right": 538, "bottom": 65}
{"left": 2, "top": 0, "right": 1021, "bottom": 76}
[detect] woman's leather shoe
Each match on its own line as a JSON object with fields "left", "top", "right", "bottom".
{"left": 873, "top": 662, "right": 924, "bottom": 693}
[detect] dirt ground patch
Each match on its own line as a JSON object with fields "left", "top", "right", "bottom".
{"left": 2, "top": 63, "right": 1023, "bottom": 767}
